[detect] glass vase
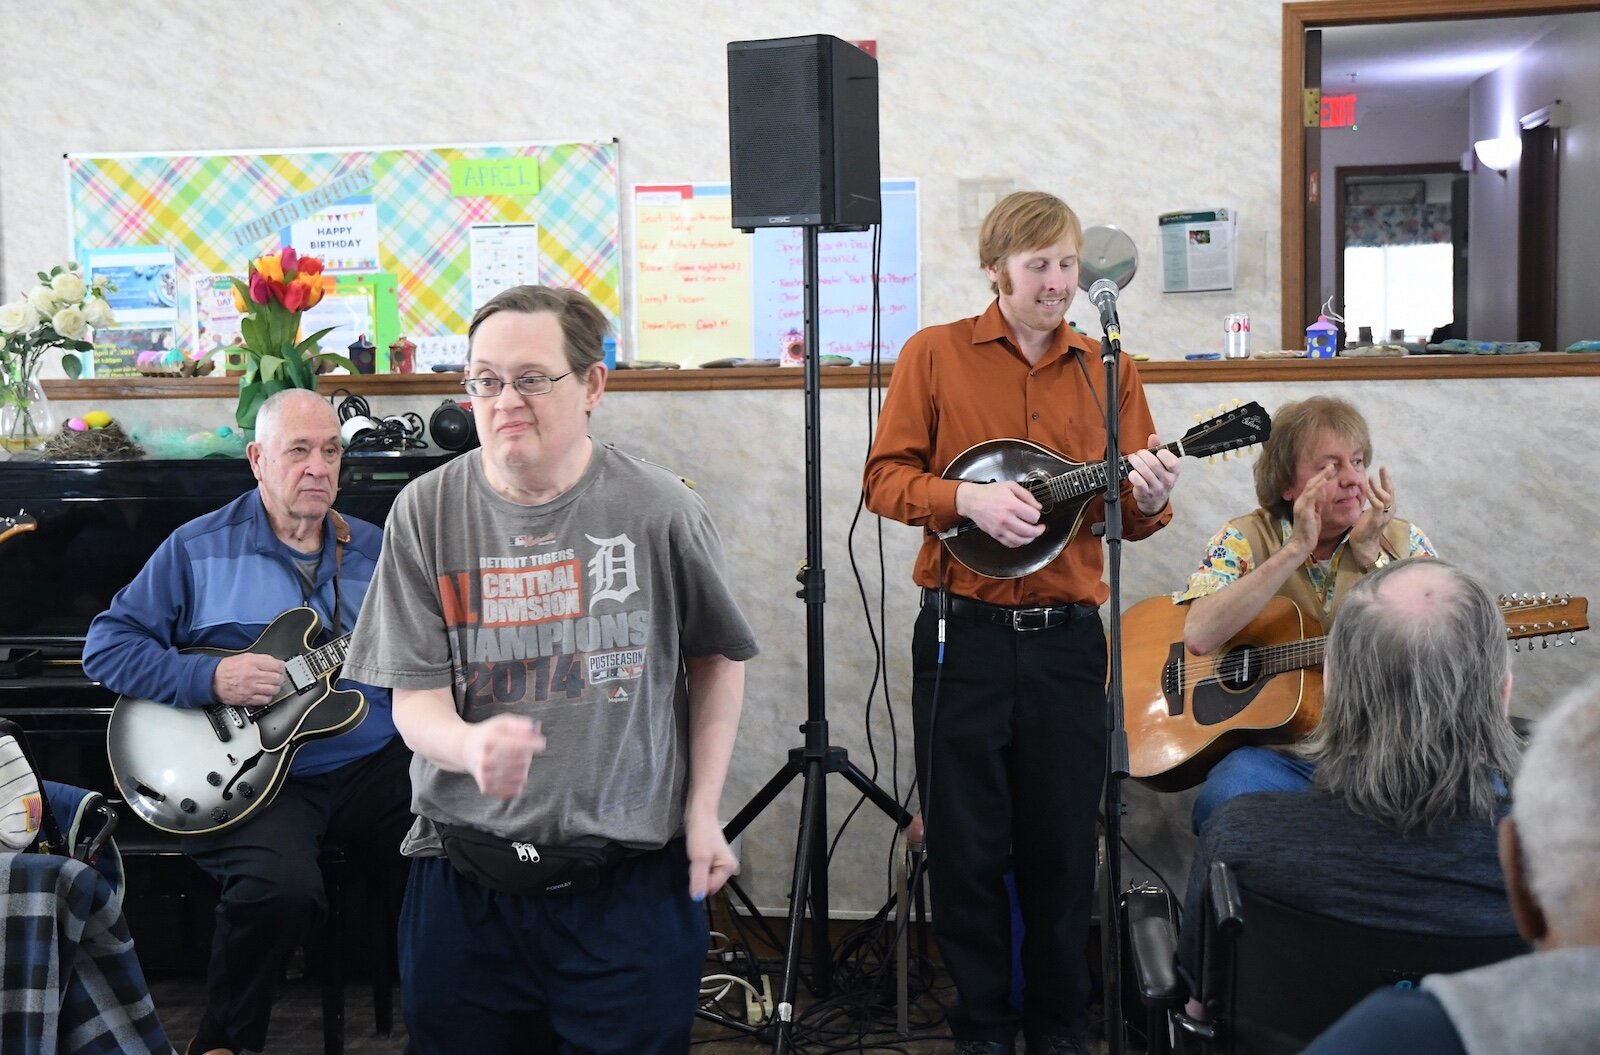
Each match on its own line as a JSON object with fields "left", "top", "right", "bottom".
{"left": 0, "top": 374, "right": 55, "bottom": 453}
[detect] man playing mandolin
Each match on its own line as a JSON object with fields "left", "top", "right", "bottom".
{"left": 1176, "top": 395, "right": 1436, "bottom": 832}
{"left": 84, "top": 389, "right": 411, "bottom": 1055}
{"left": 864, "top": 190, "right": 1181, "bottom": 1055}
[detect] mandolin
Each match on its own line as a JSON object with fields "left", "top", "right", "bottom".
{"left": 935, "top": 402, "right": 1271, "bottom": 579}
{"left": 1123, "top": 592, "right": 1590, "bottom": 792}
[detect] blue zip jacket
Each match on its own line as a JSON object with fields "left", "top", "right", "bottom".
{"left": 83, "top": 490, "right": 397, "bottom": 776}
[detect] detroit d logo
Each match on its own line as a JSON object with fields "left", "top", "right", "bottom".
{"left": 585, "top": 533, "right": 639, "bottom": 609}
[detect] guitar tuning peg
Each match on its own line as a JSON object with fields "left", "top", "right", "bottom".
{"left": 1194, "top": 413, "right": 1204, "bottom": 424}
{"left": 1512, "top": 639, "right": 1521, "bottom": 652}
{"left": 1542, "top": 637, "right": 1550, "bottom": 649}
{"left": 1231, "top": 397, "right": 1241, "bottom": 407}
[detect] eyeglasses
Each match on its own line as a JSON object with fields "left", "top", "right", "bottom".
{"left": 461, "top": 372, "right": 573, "bottom": 398}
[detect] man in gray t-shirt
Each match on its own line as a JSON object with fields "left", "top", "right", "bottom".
{"left": 343, "top": 285, "right": 757, "bottom": 1055}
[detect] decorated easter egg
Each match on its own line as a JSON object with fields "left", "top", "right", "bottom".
{"left": 83, "top": 410, "right": 112, "bottom": 429}
{"left": 68, "top": 417, "right": 89, "bottom": 431}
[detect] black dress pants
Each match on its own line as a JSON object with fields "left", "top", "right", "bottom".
{"left": 183, "top": 735, "right": 413, "bottom": 1052}
{"left": 911, "top": 604, "right": 1108, "bottom": 1045}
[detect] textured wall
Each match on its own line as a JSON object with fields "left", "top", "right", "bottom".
{"left": 0, "top": 0, "right": 1284, "bottom": 357}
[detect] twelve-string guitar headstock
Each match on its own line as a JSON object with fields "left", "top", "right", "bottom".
{"left": 1499, "top": 593, "right": 1589, "bottom": 651}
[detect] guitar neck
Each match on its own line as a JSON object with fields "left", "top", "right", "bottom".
{"left": 1254, "top": 635, "right": 1329, "bottom": 676}
{"left": 304, "top": 635, "right": 352, "bottom": 680}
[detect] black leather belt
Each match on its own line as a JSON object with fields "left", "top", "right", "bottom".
{"left": 921, "top": 590, "right": 1099, "bottom": 632}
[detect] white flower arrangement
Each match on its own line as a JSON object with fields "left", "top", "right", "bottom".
{"left": 0, "top": 261, "right": 116, "bottom": 384}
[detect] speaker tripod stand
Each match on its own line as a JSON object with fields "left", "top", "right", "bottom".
{"left": 709, "top": 225, "right": 911, "bottom": 1054}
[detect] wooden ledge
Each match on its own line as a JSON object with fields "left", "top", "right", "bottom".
{"left": 38, "top": 353, "right": 1600, "bottom": 401}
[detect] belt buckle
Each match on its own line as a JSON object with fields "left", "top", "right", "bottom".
{"left": 1010, "top": 606, "right": 1053, "bottom": 632}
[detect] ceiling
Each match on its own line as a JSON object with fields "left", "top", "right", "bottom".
{"left": 1320, "top": 15, "right": 1564, "bottom": 106}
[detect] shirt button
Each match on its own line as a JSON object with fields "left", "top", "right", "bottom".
{"left": 1031, "top": 412, "right": 1039, "bottom": 421}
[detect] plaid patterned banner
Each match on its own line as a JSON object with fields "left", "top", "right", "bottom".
{"left": 67, "top": 141, "right": 621, "bottom": 359}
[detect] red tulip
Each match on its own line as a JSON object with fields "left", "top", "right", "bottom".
{"left": 281, "top": 280, "right": 309, "bottom": 312}
{"left": 280, "top": 246, "right": 299, "bottom": 274}
{"left": 297, "top": 256, "right": 324, "bottom": 277}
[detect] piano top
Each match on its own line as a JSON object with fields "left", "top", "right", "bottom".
{"left": 0, "top": 452, "right": 458, "bottom": 641}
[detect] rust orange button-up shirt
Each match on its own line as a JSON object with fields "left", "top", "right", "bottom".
{"left": 863, "top": 299, "right": 1172, "bottom": 608}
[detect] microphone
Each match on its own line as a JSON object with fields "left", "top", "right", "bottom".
{"left": 1088, "top": 278, "right": 1121, "bottom": 339}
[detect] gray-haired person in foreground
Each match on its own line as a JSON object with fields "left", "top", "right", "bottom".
{"left": 1304, "top": 678, "right": 1600, "bottom": 1054}
{"left": 1176, "top": 558, "right": 1522, "bottom": 1007}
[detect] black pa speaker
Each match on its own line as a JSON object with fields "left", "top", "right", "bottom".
{"left": 429, "top": 399, "right": 479, "bottom": 453}
{"left": 727, "top": 34, "right": 880, "bottom": 231}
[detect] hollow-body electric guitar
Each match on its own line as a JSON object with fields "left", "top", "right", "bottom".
{"left": 1123, "top": 592, "right": 1589, "bottom": 792}
{"left": 107, "top": 607, "right": 366, "bottom": 835}
{"left": 935, "top": 402, "right": 1271, "bottom": 579}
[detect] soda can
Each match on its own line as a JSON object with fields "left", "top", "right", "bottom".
{"left": 1224, "top": 313, "right": 1251, "bottom": 359}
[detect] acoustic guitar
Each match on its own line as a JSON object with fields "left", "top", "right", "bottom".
{"left": 1123, "top": 592, "right": 1589, "bottom": 792}
{"left": 935, "top": 402, "right": 1271, "bottom": 579}
{"left": 107, "top": 607, "right": 367, "bottom": 836}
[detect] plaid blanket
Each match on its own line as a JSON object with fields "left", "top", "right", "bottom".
{"left": 0, "top": 852, "right": 174, "bottom": 1055}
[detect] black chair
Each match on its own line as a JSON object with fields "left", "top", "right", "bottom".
{"left": 309, "top": 844, "right": 403, "bottom": 1055}
{"left": 1130, "top": 860, "right": 1528, "bottom": 1055}
{"left": 115, "top": 836, "right": 400, "bottom": 1055}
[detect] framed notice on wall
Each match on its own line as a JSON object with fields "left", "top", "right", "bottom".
{"left": 630, "top": 180, "right": 920, "bottom": 366}
{"left": 65, "top": 139, "right": 621, "bottom": 366}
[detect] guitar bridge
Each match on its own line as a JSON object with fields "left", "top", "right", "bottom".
{"left": 283, "top": 654, "right": 317, "bottom": 691}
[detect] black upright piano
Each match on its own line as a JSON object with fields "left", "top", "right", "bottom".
{"left": 0, "top": 451, "right": 455, "bottom": 970}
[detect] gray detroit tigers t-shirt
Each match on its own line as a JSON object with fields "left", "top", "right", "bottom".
{"left": 343, "top": 442, "right": 758, "bottom": 855}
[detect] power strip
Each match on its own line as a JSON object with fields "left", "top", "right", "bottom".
{"left": 745, "top": 975, "right": 773, "bottom": 1025}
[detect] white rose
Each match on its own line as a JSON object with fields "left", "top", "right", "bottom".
{"left": 26, "top": 285, "right": 59, "bottom": 316}
{"left": 51, "top": 305, "right": 87, "bottom": 340}
{"left": 0, "top": 300, "right": 41, "bottom": 335}
{"left": 81, "top": 296, "right": 116, "bottom": 328}
{"left": 50, "top": 270, "right": 87, "bottom": 303}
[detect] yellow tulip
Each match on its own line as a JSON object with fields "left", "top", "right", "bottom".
{"left": 255, "top": 253, "right": 285, "bottom": 284}
{"left": 232, "top": 285, "right": 248, "bottom": 313}
{"left": 306, "top": 274, "right": 335, "bottom": 309}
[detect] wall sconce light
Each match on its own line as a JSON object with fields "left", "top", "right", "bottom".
{"left": 1473, "top": 136, "right": 1521, "bottom": 176}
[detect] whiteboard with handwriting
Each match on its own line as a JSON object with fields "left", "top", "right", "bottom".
{"left": 630, "top": 180, "right": 919, "bottom": 366}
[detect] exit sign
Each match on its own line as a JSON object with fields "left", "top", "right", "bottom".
{"left": 1321, "top": 93, "right": 1357, "bottom": 128}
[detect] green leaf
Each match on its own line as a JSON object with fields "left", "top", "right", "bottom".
{"left": 295, "top": 327, "right": 336, "bottom": 354}
{"left": 259, "top": 355, "right": 285, "bottom": 382}
{"left": 63, "top": 354, "right": 83, "bottom": 380}
{"left": 49, "top": 265, "right": 63, "bottom": 277}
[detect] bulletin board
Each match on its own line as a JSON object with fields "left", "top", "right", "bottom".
{"left": 65, "top": 139, "right": 621, "bottom": 372}
{"left": 630, "top": 180, "right": 920, "bottom": 366}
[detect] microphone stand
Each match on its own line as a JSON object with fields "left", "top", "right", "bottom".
{"left": 1093, "top": 313, "right": 1129, "bottom": 1055}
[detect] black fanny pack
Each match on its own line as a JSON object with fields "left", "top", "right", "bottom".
{"left": 436, "top": 822, "right": 628, "bottom": 897}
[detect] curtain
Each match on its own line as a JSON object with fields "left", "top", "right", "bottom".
{"left": 1343, "top": 203, "right": 1452, "bottom": 249}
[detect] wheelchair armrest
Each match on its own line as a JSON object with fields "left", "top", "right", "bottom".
{"left": 1207, "top": 860, "right": 1244, "bottom": 935}
{"left": 1129, "top": 911, "right": 1184, "bottom": 1007}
